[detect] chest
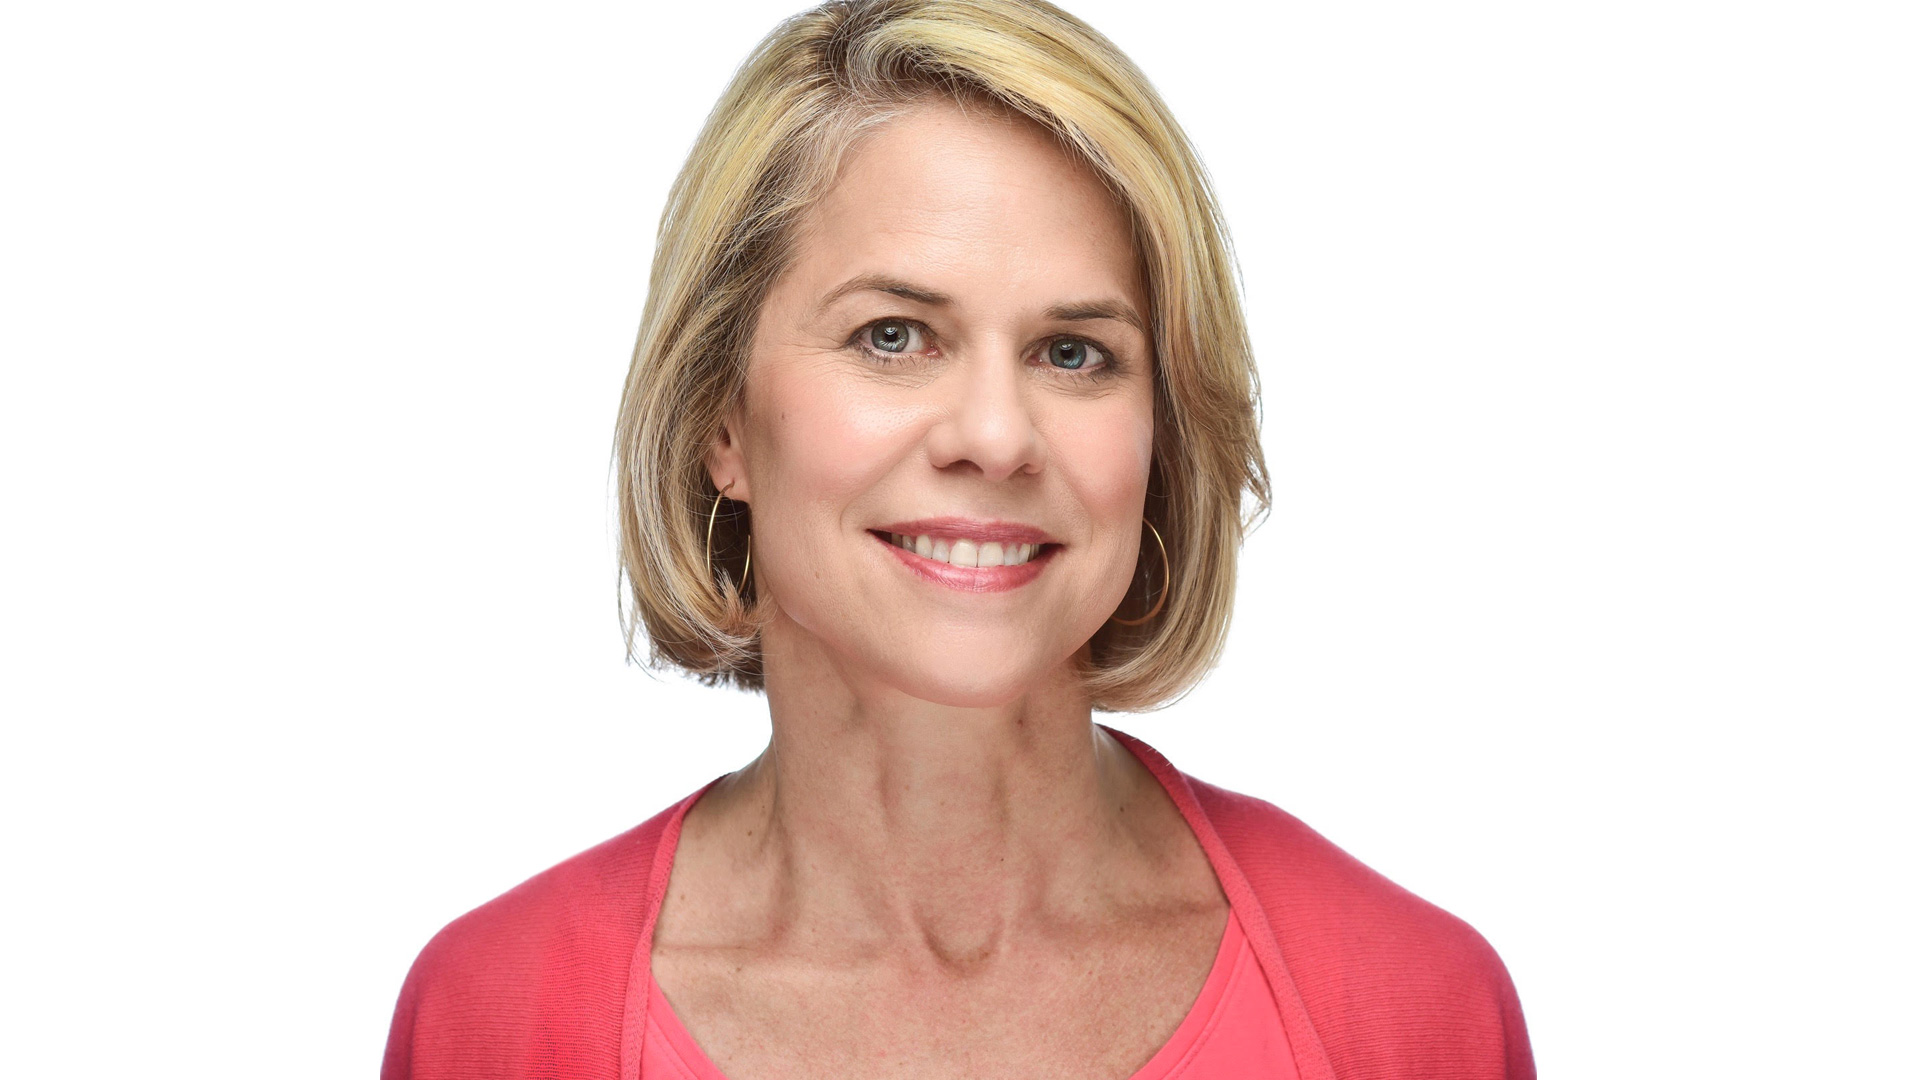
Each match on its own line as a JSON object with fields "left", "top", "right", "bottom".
{"left": 648, "top": 912, "right": 1226, "bottom": 1080}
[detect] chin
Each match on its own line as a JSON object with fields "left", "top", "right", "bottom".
{"left": 876, "top": 651, "right": 1063, "bottom": 710}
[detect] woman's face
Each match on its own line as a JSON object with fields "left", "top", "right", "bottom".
{"left": 710, "top": 98, "right": 1155, "bottom": 707}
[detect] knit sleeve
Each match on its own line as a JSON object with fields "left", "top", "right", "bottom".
{"left": 1182, "top": 771, "right": 1536, "bottom": 1080}
{"left": 380, "top": 948, "right": 422, "bottom": 1080}
{"left": 377, "top": 811, "right": 675, "bottom": 1080}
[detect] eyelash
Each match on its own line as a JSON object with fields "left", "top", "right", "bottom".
{"left": 848, "top": 318, "right": 1122, "bottom": 379}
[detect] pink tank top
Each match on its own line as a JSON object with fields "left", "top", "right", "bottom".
{"left": 640, "top": 904, "right": 1299, "bottom": 1080}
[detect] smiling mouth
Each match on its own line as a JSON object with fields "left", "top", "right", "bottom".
{"left": 866, "top": 528, "right": 1061, "bottom": 593}
{"left": 877, "top": 531, "right": 1048, "bottom": 567}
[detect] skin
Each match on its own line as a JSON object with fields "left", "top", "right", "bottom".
{"left": 650, "top": 98, "right": 1228, "bottom": 1079}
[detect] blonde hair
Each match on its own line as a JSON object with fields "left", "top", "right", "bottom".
{"left": 615, "top": 0, "right": 1269, "bottom": 711}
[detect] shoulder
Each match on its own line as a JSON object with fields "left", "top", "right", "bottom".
{"left": 1186, "top": 775, "right": 1535, "bottom": 1080}
{"left": 1189, "top": 775, "right": 1505, "bottom": 974}
{"left": 380, "top": 802, "right": 682, "bottom": 1080}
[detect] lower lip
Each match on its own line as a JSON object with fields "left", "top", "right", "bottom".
{"left": 873, "top": 532, "right": 1056, "bottom": 593}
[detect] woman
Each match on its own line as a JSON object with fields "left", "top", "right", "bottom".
{"left": 384, "top": 2, "right": 1532, "bottom": 1077}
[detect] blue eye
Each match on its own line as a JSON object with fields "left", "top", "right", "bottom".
{"left": 866, "top": 319, "right": 923, "bottom": 354}
{"left": 1047, "top": 338, "right": 1106, "bottom": 370}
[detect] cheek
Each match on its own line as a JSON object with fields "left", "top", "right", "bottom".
{"left": 1097, "top": 421, "right": 1155, "bottom": 506}
{"left": 1053, "top": 392, "right": 1157, "bottom": 616}
{"left": 1045, "top": 396, "right": 1156, "bottom": 521}
{"left": 742, "top": 364, "right": 916, "bottom": 527}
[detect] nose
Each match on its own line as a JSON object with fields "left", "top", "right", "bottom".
{"left": 923, "top": 349, "right": 1047, "bottom": 482}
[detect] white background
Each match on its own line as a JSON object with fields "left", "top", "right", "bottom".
{"left": 3, "top": 1, "right": 1915, "bottom": 1075}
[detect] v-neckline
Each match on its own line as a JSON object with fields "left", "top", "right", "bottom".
{"left": 642, "top": 906, "right": 1249, "bottom": 1080}
{"left": 629, "top": 725, "right": 1265, "bottom": 1080}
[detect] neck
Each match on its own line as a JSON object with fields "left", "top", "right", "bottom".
{"left": 686, "top": 613, "right": 1162, "bottom": 965}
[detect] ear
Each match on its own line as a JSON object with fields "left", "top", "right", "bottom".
{"left": 704, "top": 410, "right": 751, "bottom": 503}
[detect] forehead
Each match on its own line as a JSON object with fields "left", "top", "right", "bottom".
{"left": 787, "top": 98, "right": 1143, "bottom": 307}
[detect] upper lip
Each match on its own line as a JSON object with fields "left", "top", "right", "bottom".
{"left": 873, "top": 517, "right": 1060, "bottom": 546}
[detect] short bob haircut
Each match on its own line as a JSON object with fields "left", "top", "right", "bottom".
{"left": 616, "top": 0, "right": 1268, "bottom": 712}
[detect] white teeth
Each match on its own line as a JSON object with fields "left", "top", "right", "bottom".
{"left": 889, "top": 533, "right": 1043, "bottom": 568}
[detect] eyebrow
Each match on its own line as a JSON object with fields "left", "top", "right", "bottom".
{"left": 814, "top": 274, "right": 954, "bottom": 316}
{"left": 814, "top": 273, "right": 1147, "bottom": 334}
{"left": 1042, "top": 299, "right": 1146, "bottom": 334}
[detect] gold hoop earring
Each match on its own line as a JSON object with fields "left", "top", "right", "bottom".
{"left": 705, "top": 481, "right": 751, "bottom": 592}
{"left": 1110, "top": 517, "right": 1168, "bottom": 626}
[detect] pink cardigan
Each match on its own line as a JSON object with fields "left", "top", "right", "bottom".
{"left": 383, "top": 727, "right": 1535, "bottom": 1079}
